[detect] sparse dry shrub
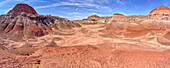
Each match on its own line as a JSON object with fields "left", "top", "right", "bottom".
{"left": 52, "top": 37, "right": 62, "bottom": 41}
{"left": 7, "top": 47, "right": 38, "bottom": 56}
{"left": 80, "top": 28, "right": 88, "bottom": 34}
{"left": 46, "top": 41, "right": 58, "bottom": 47}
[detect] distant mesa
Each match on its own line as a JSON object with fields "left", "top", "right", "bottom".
{"left": 7, "top": 3, "right": 37, "bottom": 14}
{"left": 87, "top": 14, "right": 111, "bottom": 20}
{"left": 113, "top": 13, "right": 125, "bottom": 16}
{"left": 127, "top": 15, "right": 146, "bottom": 18}
{"left": 87, "top": 13, "right": 125, "bottom": 19}
{"left": 87, "top": 15, "right": 100, "bottom": 19}
{"left": 149, "top": 6, "right": 170, "bottom": 15}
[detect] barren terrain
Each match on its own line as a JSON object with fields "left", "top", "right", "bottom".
{"left": 1, "top": 4, "right": 170, "bottom": 68}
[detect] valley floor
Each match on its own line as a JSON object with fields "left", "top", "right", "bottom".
{"left": 1, "top": 23, "right": 170, "bottom": 68}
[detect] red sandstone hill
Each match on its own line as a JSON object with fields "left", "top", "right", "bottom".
{"left": 149, "top": 6, "right": 170, "bottom": 15}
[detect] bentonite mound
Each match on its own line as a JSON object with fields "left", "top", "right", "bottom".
{"left": 157, "top": 30, "right": 170, "bottom": 46}
{"left": 0, "top": 3, "right": 81, "bottom": 41}
{"left": 105, "top": 6, "right": 170, "bottom": 47}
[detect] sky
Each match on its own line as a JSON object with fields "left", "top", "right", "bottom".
{"left": 0, "top": 0, "right": 169, "bottom": 20}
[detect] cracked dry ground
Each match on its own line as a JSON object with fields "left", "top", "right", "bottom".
{"left": 1, "top": 44, "right": 170, "bottom": 68}
{"left": 0, "top": 49, "right": 41, "bottom": 68}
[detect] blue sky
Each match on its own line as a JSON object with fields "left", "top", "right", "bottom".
{"left": 0, "top": 0, "right": 169, "bottom": 20}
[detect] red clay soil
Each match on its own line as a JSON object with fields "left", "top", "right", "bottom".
{"left": 40, "top": 44, "right": 170, "bottom": 68}
{"left": 0, "top": 48, "right": 41, "bottom": 68}
{"left": 1, "top": 43, "right": 170, "bottom": 68}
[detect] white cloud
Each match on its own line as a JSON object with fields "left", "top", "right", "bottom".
{"left": 34, "top": 1, "right": 113, "bottom": 15}
{"left": 58, "top": 15, "right": 86, "bottom": 20}
{"left": 68, "top": 15, "right": 86, "bottom": 20}
{"left": 68, "top": 12, "right": 82, "bottom": 15}
{"left": 5, "top": 8, "right": 12, "bottom": 13}
{"left": 0, "top": 7, "right": 13, "bottom": 14}
{"left": 35, "top": 1, "right": 112, "bottom": 10}
{"left": 0, "top": 0, "right": 11, "bottom": 6}
{"left": 68, "top": 0, "right": 109, "bottom": 4}
{"left": 34, "top": 0, "right": 113, "bottom": 20}
{"left": 15, "top": 0, "right": 23, "bottom": 1}
{"left": 115, "top": 0, "right": 125, "bottom": 5}
{"left": 15, "top": 0, "right": 48, "bottom": 3}
{"left": 91, "top": 13, "right": 102, "bottom": 16}
{"left": 0, "top": 9, "right": 8, "bottom": 13}
{"left": 75, "top": 8, "right": 79, "bottom": 11}
{"left": 35, "top": 3, "right": 60, "bottom": 9}
{"left": 0, "top": 0, "right": 127, "bottom": 20}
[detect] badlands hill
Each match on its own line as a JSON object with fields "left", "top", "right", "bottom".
{"left": 0, "top": 3, "right": 81, "bottom": 42}
{"left": 149, "top": 6, "right": 170, "bottom": 15}
{"left": 1, "top": 4, "right": 170, "bottom": 68}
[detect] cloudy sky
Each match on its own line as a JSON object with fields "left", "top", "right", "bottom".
{"left": 0, "top": 0, "right": 169, "bottom": 20}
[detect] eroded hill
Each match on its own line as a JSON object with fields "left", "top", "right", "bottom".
{"left": 1, "top": 4, "right": 170, "bottom": 68}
